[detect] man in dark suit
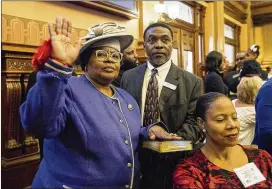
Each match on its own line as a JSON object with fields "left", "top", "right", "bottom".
{"left": 120, "top": 22, "right": 203, "bottom": 188}
{"left": 224, "top": 52, "right": 246, "bottom": 94}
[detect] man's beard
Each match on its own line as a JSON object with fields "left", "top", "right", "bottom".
{"left": 122, "top": 59, "right": 138, "bottom": 70}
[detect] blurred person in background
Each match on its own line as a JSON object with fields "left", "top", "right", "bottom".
{"left": 232, "top": 76, "right": 263, "bottom": 145}
{"left": 204, "top": 51, "right": 228, "bottom": 95}
{"left": 266, "top": 66, "right": 272, "bottom": 79}
{"left": 245, "top": 44, "right": 268, "bottom": 81}
{"left": 224, "top": 52, "right": 246, "bottom": 94}
{"left": 112, "top": 43, "right": 139, "bottom": 87}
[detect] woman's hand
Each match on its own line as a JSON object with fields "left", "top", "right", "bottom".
{"left": 48, "top": 17, "right": 81, "bottom": 66}
{"left": 148, "top": 126, "right": 183, "bottom": 140}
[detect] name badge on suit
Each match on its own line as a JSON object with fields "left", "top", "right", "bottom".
{"left": 163, "top": 81, "right": 177, "bottom": 90}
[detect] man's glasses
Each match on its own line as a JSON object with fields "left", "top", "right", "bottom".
{"left": 95, "top": 50, "right": 123, "bottom": 62}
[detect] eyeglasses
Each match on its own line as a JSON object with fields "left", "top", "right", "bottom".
{"left": 95, "top": 50, "right": 123, "bottom": 62}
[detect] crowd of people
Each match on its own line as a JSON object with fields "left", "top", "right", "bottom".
{"left": 20, "top": 16, "right": 272, "bottom": 188}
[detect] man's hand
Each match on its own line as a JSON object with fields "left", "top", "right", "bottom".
{"left": 148, "top": 125, "right": 183, "bottom": 140}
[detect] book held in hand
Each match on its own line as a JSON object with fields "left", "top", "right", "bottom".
{"left": 143, "top": 140, "right": 192, "bottom": 153}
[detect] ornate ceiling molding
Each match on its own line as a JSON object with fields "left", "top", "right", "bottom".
{"left": 68, "top": 1, "right": 139, "bottom": 19}
{"left": 224, "top": 2, "right": 247, "bottom": 24}
{"left": 237, "top": 2, "right": 248, "bottom": 9}
{"left": 251, "top": 2, "right": 272, "bottom": 26}
{"left": 251, "top": 2, "right": 272, "bottom": 9}
{"left": 252, "top": 13, "right": 272, "bottom": 26}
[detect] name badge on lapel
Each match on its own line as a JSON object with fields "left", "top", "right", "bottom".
{"left": 233, "top": 162, "right": 266, "bottom": 188}
{"left": 163, "top": 81, "right": 177, "bottom": 90}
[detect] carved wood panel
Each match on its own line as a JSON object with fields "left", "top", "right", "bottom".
{"left": 183, "top": 30, "right": 194, "bottom": 51}
{"left": 1, "top": 52, "right": 38, "bottom": 160}
{"left": 2, "top": 14, "right": 87, "bottom": 48}
{"left": 10, "top": 18, "right": 25, "bottom": 44}
{"left": 26, "top": 21, "right": 40, "bottom": 46}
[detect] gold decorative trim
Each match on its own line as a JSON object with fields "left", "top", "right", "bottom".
{"left": 24, "top": 136, "right": 38, "bottom": 146}
{"left": 2, "top": 14, "right": 87, "bottom": 52}
{"left": 7, "top": 139, "right": 21, "bottom": 149}
{"left": 6, "top": 59, "right": 33, "bottom": 71}
{"left": 2, "top": 153, "right": 40, "bottom": 168}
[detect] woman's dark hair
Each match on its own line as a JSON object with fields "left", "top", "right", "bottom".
{"left": 205, "top": 51, "right": 223, "bottom": 72}
{"left": 240, "top": 59, "right": 261, "bottom": 78}
{"left": 196, "top": 92, "right": 226, "bottom": 120}
{"left": 266, "top": 66, "right": 271, "bottom": 73}
{"left": 76, "top": 48, "right": 97, "bottom": 71}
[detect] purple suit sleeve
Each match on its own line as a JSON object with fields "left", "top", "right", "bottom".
{"left": 20, "top": 59, "right": 74, "bottom": 138}
{"left": 255, "top": 83, "right": 272, "bottom": 147}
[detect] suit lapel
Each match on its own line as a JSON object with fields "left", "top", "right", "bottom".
{"left": 159, "top": 63, "right": 181, "bottom": 106}
{"left": 135, "top": 63, "right": 147, "bottom": 110}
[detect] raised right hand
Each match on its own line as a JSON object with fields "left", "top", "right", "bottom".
{"left": 48, "top": 17, "right": 81, "bottom": 66}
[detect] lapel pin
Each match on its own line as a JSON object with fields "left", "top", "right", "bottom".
{"left": 128, "top": 104, "right": 133, "bottom": 111}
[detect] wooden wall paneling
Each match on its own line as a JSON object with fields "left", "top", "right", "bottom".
{"left": 262, "top": 24, "right": 272, "bottom": 66}
{"left": 1, "top": 51, "right": 40, "bottom": 189}
{"left": 2, "top": 156, "right": 40, "bottom": 189}
{"left": 79, "top": 30, "right": 88, "bottom": 38}
{"left": 2, "top": 14, "right": 87, "bottom": 50}
{"left": 170, "top": 26, "right": 182, "bottom": 68}
{"left": 199, "top": 5, "right": 206, "bottom": 79}
{"left": 183, "top": 30, "right": 194, "bottom": 52}
{"left": 2, "top": 16, "right": 8, "bottom": 42}
{"left": 41, "top": 23, "right": 50, "bottom": 41}
{"left": 180, "top": 29, "right": 185, "bottom": 70}
{"left": 194, "top": 4, "right": 200, "bottom": 77}
{"left": 183, "top": 30, "right": 195, "bottom": 73}
{"left": 71, "top": 28, "right": 79, "bottom": 44}
{"left": 136, "top": 1, "right": 147, "bottom": 64}
{"left": 2, "top": 72, "right": 23, "bottom": 159}
{"left": 2, "top": 51, "right": 38, "bottom": 158}
{"left": 26, "top": 21, "right": 40, "bottom": 46}
{"left": 224, "top": 2, "right": 247, "bottom": 24}
{"left": 10, "top": 17, "right": 25, "bottom": 44}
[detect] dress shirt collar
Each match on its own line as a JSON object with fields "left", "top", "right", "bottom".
{"left": 146, "top": 60, "right": 172, "bottom": 76}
